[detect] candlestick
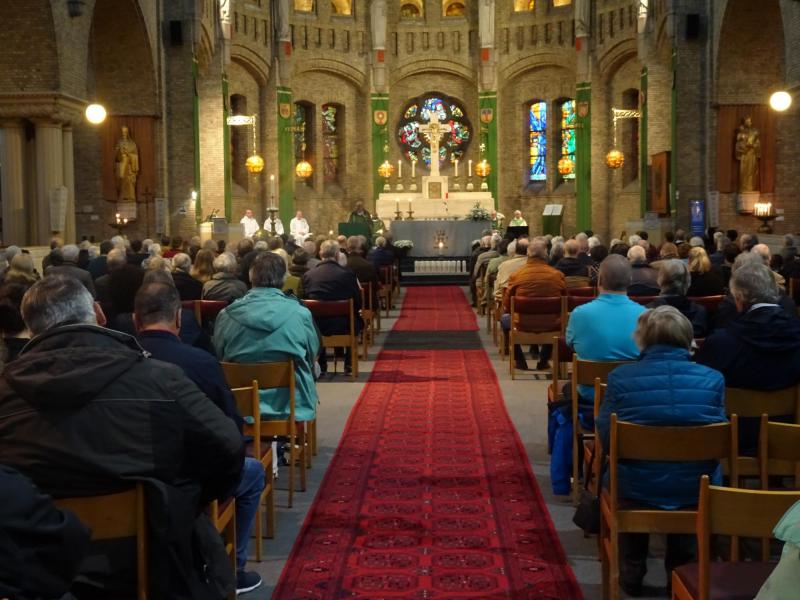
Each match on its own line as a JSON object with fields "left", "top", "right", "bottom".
{"left": 397, "top": 160, "right": 402, "bottom": 178}
{"left": 454, "top": 159, "right": 459, "bottom": 177}
{"left": 411, "top": 160, "right": 415, "bottom": 178}
{"left": 468, "top": 160, "right": 472, "bottom": 177}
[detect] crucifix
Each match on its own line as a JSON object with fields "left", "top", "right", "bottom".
{"left": 419, "top": 111, "right": 452, "bottom": 177}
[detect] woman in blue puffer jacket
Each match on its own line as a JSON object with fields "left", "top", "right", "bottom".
{"left": 597, "top": 305, "right": 727, "bottom": 596}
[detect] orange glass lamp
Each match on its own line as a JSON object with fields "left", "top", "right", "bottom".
{"left": 558, "top": 156, "right": 575, "bottom": 176}
{"left": 295, "top": 159, "right": 313, "bottom": 179}
{"left": 378, "top": 159, "right": 395, "bottom": 191}
{"left": 475, "top": 159, "right": 491, "bottom": 191}
{"left": 246, "top": 154, "right": 265, "bottom": 174}
{"left": 605, "top": 149, "right": 625, "bottom": 169}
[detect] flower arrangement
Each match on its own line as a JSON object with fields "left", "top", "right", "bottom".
{"left": 467, "top": 203, "right": 491, "bottom": 221}
{"left": 393, "top": 240, "right": 414, "bottom": 249}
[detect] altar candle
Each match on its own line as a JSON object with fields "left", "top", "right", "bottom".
{"left": 454, "top": 159, "right": 459, "bottom": 177}
{"left": 395, "top": 198, "right": 399, "bottom": 211}
{"left": 397, "top": 160, "right": 402, "bottom": 178}
{"left": 269, "top": 174, "right": 276, "bottom": 198}
{"left": 411, "top": 160, "right": 415, "bottom": 178}
{"left": 468, "top": 160, "right": 473, "bottom": 177}
{"left": 408, "top": 198, "right": 412, "bottom": 211}
{"left": 123, "top": 218, "right": 128, "bottom": 225}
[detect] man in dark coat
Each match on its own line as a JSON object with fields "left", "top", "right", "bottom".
{"left": 555, "top": 239, "right": 589, "bottom": 277}
{"left": 0, "top": 275, "right": 243, "bottom": 599}
{"left": 87, "top": 240, "right": 113, "bottom": 280}
{"left": 95, "top": 248, "right": 145, "bottom": 320}
{"left": 44, "top": 244, "right": 96, "bottom": 298}
{"left": 697, "top": 260, "right": 800, "bottom": 452}
{"left": 367, "top": 236, "right": 396, "bottom": 271}
{"left": 302, "top": 239, "right": 362, "bottom": 374}
{"left": 346, "top": 235, "right": 380, "bottom": 309}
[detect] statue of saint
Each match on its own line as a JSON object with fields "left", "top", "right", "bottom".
{"left": 371, "top": 0, "right": 387, "bottom": 50}
{"left": 479, "top": 0, "right": 495, "bottom": 49}
{"left": 114, "top": 126, "right": 139, "bottom": 203}
{"left": 735, "top": 117, "right": 761, "bottom": 193}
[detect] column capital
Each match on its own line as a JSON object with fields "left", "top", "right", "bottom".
{"left": 30, "top": 117, "right": 64, "bottom": 129}
{"left": 0, "top": 118, "right": 25, "bottom": 129}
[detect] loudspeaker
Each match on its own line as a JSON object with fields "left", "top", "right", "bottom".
{"left": 686, "top": 14, "right": 700, "bottom": 40}
{"left": 169, "top": 20, "right": 183, "bottom": 46}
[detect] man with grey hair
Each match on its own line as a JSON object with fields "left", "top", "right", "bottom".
{"left": 697, "top": 261, "right": 800, "bottom": 452}
{"left": 494, "top": 236, "right": 529, "bottom": 302}
{"left": 215, "top": 252, "right": 320, "bottom": 420}
{"left": 302, "top": 240, "right": 321, "bottom": 269}
{"left": 44, "top": 243, "right": 96, "bottom": 298}
{"left": 501, "top": 239, "right": 566, "bottom": 370}
{"left": 367, "top": 235, "right": 395, "bottom": 271}
{"left": 0, "top": 275, "right": 244, "bottom": 597}
{"left": 751, "top": 243, "right": 786, "bottom": 287}
{"left": 627, "top": 244, "right": 659, "bottom": 296}
{"left": 171, "top": 252, "right": 203, "bottom": 300}
{"left": 649, "top": 259, "right": 709, "bottom": 337}
{"left": 346, "top": 236, "right": 380, "bottom": 308}
{"left": 302, "top": 239, "right": 362, "bottom": 375}
{"left": 202, "top": 252, "right": 247, "bottom": 302}
{"left": 555, "top": 239, "right": 589, "bottom": 277}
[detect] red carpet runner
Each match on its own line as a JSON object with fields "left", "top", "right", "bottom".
{"left": 274, "top": 286, "right": 583, "bottom": 599}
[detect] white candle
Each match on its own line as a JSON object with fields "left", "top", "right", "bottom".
{"left": 395, "top": 198, "right": 399, "bottom": 211}
{"left": 397, "top": 160, "right": 402, "bottom": 178}
{"left": 269, "top": 174, "right": 276, "bottom": 198}
{"left": 454, "top": 159, "right": 459, "bottom": 177}
{"left": 408, "top": 199, "right": 412, "bottom": 211}
{"left": 468, "top": 160, "right": 473, "bottom": 177}
{"left": 411, "top": 160, "right": 415, "bottom": 178}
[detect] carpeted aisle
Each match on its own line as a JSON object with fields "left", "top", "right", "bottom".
{"left": 273, "top": 286, "right": 583, "bottom": 599}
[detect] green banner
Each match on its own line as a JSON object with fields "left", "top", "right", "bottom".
{"left": 277, "top": 87, "right": 294, "bottom": 225}
{"left": 222, "top": 73, "right": 232, "bottom": 222}
{"left": 192, "top": 59, "right": 202, "bottom": 224}
{"left": 640, "top": 67, "right": 648, "bottom": 217}
{"left": 371, "top": 93, "right": 389, "bottom": 201}
{"left": 670, "top": 48, "right": 678, "bottom": 217}
{"left": 479, "top": 92, "right": 498, "bottom": 203}
{"left": 575, "top": 83, "right": 592, "bottom": 231}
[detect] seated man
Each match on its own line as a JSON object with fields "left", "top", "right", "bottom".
{"left": 346, "top": 236, "right": 380, "bottom": 309}
{"left": 494, "top": 236, "right": 529, "bottom": 303}
{"left": 696, "top": 260, "right": 800, "bottom": 452}
{"left": 555, "top": 239, "right": 589, "bottom": 277}
{"left": 0, "top": 465, "right": 91, "bottom": 600}
{"left": 134, "top": 282, "right": 265, "bottom": 594}
{"left": 215, "top": 252, "right": 320, "bottom": 423}
{"left": 302, "top": 240, "right": 362, "bottom": 375}
{"left": 0, "top": 276, "right": 243, "bottom": 598}
{"left": 501, "top": 239, "right": 566, "bottom": 371}
{"left": 566, "top": 255, "right": 645, "bottom": 404}
{"left": 367, "top": 236, "right": 395, "bottom": 271}
{"left": 648, "top": 259, "right": 709, "bottom": 338}
{"left": 95, "top": 248, "right": 144, "bottom": 320}
{"left": 44, "top": 243, "right": 96, "bottom": 298}
{"left": 597, "top": 306, "right": 726, "bottom": 596}
{"left": 627, "top": 245, "right": 659, "bottom": 296}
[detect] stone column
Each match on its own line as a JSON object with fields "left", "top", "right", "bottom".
{"left": 62, "top": 125, "right": 77, "bottom": 243}
{"left": 34, "top": 120, "right": 64, "bottom": 245}
{"left": 0, "top": 121, "right": 27, "bottom": 245}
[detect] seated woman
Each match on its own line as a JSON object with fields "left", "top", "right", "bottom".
{"left": 597, "top": 306, "right": 727, "bottom": 596}
{"left": 649, "top": 259, "right": 710, "bottom": 337}
{"left": 4, "top": 253, "right": 38, "bottom": 285}
{"left": 202, "top": 252, "right": 247, "bottom": 303}
{"left": 687, "top": 246, "right": 724, "bottom": 297}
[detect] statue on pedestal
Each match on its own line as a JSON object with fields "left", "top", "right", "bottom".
{"left": 735, "top": 117, "right": 761, "bottom": 193}
{"left": 114, "top": 126, "right": 139, "bottom": 204}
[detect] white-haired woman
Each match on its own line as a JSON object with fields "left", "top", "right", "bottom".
{"left": 202, "top": 252, "right": 247, "bottom": 303}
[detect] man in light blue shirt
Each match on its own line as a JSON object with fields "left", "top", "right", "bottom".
{"left": 566, "top": 254, "right": 645, "bottom": 403}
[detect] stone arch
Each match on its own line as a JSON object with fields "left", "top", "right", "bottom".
{"left": 390, "top": 59, "right": 476, "bottom": 87}
{"left": 501, "top": 52, "right": 575, "bottom": 84}
{"left": 443, "top": 0, "right": 466, "bottom": 17}
{"left": 88, "top": 0, "right": 157, "bottom": 115}
{"left": 0, "top": 0, "right": 59, "bottom": 92}
{"left": 401, "top": 0, "right": 424, "bottom": 18}
{"left": 597, "top": 38, "right": 639, "bottom": 84}
{"left": 231, "top": 47, "right": 270, "bottom": 87}
{"left": 717, "top": 0, "right": 784, "bottom": 104}
{"left": 295, "top": 59, "right": 367, "bottom": 90}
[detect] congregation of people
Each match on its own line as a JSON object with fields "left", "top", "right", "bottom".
{"left": 0, "top": 214, "right": 399, "bottom": 599}
{"left": 2, "top": 208, "right": 800, "bottom": 599}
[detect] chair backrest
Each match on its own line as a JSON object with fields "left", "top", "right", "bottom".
{"left": 759, "top": 416, "right": 800, "bottom": 490}
{"left": 725, "top": 386, "right": 800, "bottom": 420}
{"left": 697, "top": 475, "right": 800, "bottom": 576}
{"left": 379, "top": 265, "right": 393, "bottom": 286}
{"left": 594, "top": 379, "right": 607, "bottom": 418}
{"left": 197, "top": 300, "right": 228, "bottom": 319}
{"left": 688, "top": 295, "right": 725, "bottom": 314}
{"left": 221, "top": 360, "right": 295, "bottom": 392}
{"left": 231, "top": 380, "right": 261, "bottom": 443}
{"left": 571, "top": 356, "right": 631, "bottom": 388}
{"left": 567, "top": 286, "right": 596, "bottom": 297}
{"left": 511, "top": 296, "right": 564, "bottom": 334}
{"left": 360, "top": 283, "right": 373, "bottom": 312}
{"left": 565, "top": 275, "right": 592, "bottom": 289}
{"left": 566, "top": 295, "right": 594, "bottom": 312}
{"left": 511, "top": 295, "right": 563, "bottom": 316}
{"left": 304, "top": 298, "right": 353, "bottom": 319}
{"left": 55, "top": 484, "right": 148, "bottom": 600}
{"left": 608, "top": 415, "right": 738, "bottom": 513}
{"left": 628, "top": 295, "right": 658, "bottom": 306}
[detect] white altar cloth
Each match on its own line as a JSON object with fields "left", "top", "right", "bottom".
{"left": 376, "top": 192, "right": 494, "bottom": 223}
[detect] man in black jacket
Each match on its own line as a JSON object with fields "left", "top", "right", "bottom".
{"left": 346, "top": 235, "right": 380, "bottom": 309}
{"left": 0, "top": 275, "right": 244, "bottom": 599}
{"left": 303, "top": 239, "right": 362, "bottom": 374}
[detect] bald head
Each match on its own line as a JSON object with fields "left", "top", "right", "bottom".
{"left": 627, "top": 245, "right": 646, "bottom": 263}
{"left": 598, "top": 254, "right": 632, "bottom": 292}
{"left": 564, "top": 239, "right": 579, "bottom": 257}
{"left": 515, "top": 237, "right": 529, "bottom": 256}
{"left": 751, "top": 243, "right": 771, "bottom": 265}
{"left": 528, "top": 239, "right": 549, "bottom": 261}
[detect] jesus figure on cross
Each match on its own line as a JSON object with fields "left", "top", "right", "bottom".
{"left": 419, "top": 110, "right": 451, "bottom": 177}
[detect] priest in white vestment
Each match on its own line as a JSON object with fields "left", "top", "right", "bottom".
{"left": 240, "top": 209, "right": 259, "bottom": 237}
{"left": 290, "top": 211, "right": 310, "bottom": 244}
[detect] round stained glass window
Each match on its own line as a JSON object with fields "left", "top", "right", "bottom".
{"left": 396, "top": 92, "right": 471, "bottom": 171}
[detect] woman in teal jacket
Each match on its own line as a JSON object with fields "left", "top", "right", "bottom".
{"left": 214, "top": 252, "right": 320, "bottom": 422}
{"left": 597, "top": 305, "right": 727, "bottom": 595}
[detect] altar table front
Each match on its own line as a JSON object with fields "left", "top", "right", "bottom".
{"left": 390, "top": 220, "right": 486, "bottom": 256}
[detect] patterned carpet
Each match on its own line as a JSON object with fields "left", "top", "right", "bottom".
{"left": 273, "top": 286, "right": 583, "bottom": 599}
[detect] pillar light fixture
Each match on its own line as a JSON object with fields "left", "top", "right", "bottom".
{"left": 85, "top": 103, "right": 107, "bottom": 124}
{"left": 769, "top": 91, "right": 792, "bottom": 112}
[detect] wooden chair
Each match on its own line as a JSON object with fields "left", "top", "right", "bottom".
{"left": 687, "top": 295, "right": 725, "bottom": 314}
{"left": 600, "top": 416, "right": 738, "bottom": 600}
{"left": 759, "top": 416, "right": 800, "bottom": 490}
{"left": 549, "top": 336, "right": 574, "bottom": 403}
{"left": 563, "top": 294, "right": 594, "bottom": 330}
{"left": 475, "top": 261, "right": 489, "bottom": 316}
{"left": 570, "top": 357, "right": 633, "bottom": 504}
{"left": 181, "top": 299, "right": 228, "bottom": 330}
{"left": 304, "top": 298, "right": 359, "bottom": 380}
{"left": 231, "top": 381, "right": 275, "bottom": 561}
{"left": 379, "top": 265, "right": 394, "bottom": 316}
{"left": 508, "top": 295, "right": 564, "bottom": 380}
{"left": 565, "top": 275, "right": 593, "bottom": 289}
{"left": 567, "top": 286, "right": 597, "bottom": 297}
{"left": 359, "top": 283, "right": 376, "bottom": 360}
{"left": 628, "top": 295, "right": 658, "bottom": 306}
{"left": 221, "top": 360, "right": 306, "bottom": 508}
{"left": 671, "top": 476, "right": 800, "bottom": 600}
{"left": 485, "top": 271, "right": 497, "bottom": 332}
{"left": 725, "top": 385, "right": 800, "bottom": 479}
{"left": 55, "top": 484, "right": 148, "bottom": 600}
{"left": 209, "top": 497, "right": 236, "bottom": 599}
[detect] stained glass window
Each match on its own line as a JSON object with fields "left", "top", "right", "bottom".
{"left": 397, "top": 93, "right": 471, "bottom": 170}
{"left": 401, "top": 1, "right": 423, "bottom": 18}
{"left": 560, "top": 99, "right": 576, "bottom": 180}
{"left": 514, "top": 0, "right": 534, "bottom": 11}
{"left": 294, "top": 0, "right": 315, "bottom": 12}
{"left": 528, "top": 101, "right": 547, "bottom": 182}
{"left": 443, "top": 1, "right": 465, "bottom": 17}
{"left": 321, "top": 104, "right": 340, "bottom": 183}
{"left": 330, "top": 0, "right": 351, "bottom": 15}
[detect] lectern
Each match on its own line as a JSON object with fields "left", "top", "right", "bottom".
{"left": 541, "top": 204, "right": 564, "bottom": 237}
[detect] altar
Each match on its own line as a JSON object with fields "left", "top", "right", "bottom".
{"left": 390, "top": 220, "right": 486, "bottom": 257}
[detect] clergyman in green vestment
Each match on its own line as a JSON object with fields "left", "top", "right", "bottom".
{"left": 348, "top": 201, "right": 373, "bottom": 238}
